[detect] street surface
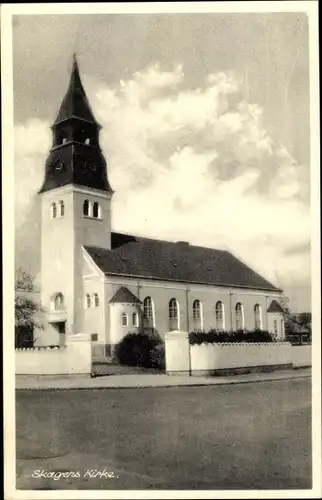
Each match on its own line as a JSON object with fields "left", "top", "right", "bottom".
{"left": 16, "top": 378, "right": 311, "bottom": 490}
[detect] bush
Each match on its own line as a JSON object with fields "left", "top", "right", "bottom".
{"left": 114, "top": 332, "right": 162, "bottom": 368}
{"left": 189, "top": 329, "right": 274, "bottom": 345}
{"left": 150, "top": 343, "right": 165, "bottom": 370}
{"left": 15, "top": 325, "right": 35, "bottom": 348}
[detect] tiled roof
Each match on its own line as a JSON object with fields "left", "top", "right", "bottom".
{"left": 267, "top": 299, "right": 285, "bottom": 313}
{"left": 109, "top": 286, "right": 141, "bottom": 304}
{"left": 85, "top": 232, "right": 281, "bottom": 292}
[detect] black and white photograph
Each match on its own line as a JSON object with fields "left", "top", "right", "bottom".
{"left": 2, "top": 2, "right": 320, "bottom": 498}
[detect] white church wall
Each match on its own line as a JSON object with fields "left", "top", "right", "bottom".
{"left": 83, "top": 276, "right": 105, "bottom": 339}
{"left": 104, "top": 275, "right": 282, "bottom": 338}
{"left": 109, "top": 302, "right": 142, "bottom": 348}
{"left": 267, "top": 312, "right": 285, "bottom": 340}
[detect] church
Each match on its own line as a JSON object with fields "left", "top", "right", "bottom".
{"left": 36, "top": 55, "right": 285, "bottom": 358}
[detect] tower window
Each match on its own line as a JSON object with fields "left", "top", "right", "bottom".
{"left": 215, "top": 301, "right": 224, "bottom": 330}
{"left": 83, "top": 199, "right": 89, "bottom": 216}
{"left": 93, "top": 202, "right": 101, "bottom": 219}
{"left": 85, "top": 138, "right": 90, "bottom": 145}
{"left": 86, "top": 294, "right": 91, "bottom": 309}
{"left": 54, "top": 293, "right": 64, "bottom": 310}
{"left": 94, "top": 293, "right": 99, "bottom": 307}
{"left": 59, "top": 201, "right": 65, "bottom": 217}
{"left": 62, "top": 138, "right": 67, "bottom": 144}
{"left": 51, "top": 202, "right": 57, "bottom": 219}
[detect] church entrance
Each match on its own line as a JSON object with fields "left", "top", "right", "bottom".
{"left": 52, "top": 321, "right": 66, "bottom": 346}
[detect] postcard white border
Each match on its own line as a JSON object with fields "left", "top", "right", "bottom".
{"left": 2, "top": 2, "right": 320, "bottom": 499}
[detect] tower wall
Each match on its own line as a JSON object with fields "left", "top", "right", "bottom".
{"left": 40, "top": 184, "right": 112, "bottom": 339}
{"left": 38, "top": 54, "right": 113, "bottom": 345}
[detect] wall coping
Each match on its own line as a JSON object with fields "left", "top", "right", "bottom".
{"left": 191, "top": 342, "right": 292, "bottom": 347}
{"left": 15, "top": 346, "right": 66, "bottom": 351}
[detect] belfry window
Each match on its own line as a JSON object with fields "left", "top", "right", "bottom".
{"left": 93, "top": 202, "right": 100, "bottom": 219}
{"left": 83, "top": 200, "right": 89, "bottom": 216}
{"left": 85, "top": 138, "right": 90, "bottom": 145}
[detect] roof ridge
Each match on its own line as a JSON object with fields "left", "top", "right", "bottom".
{"left": 110, "top": 231, "right": 228, "bottom": 252}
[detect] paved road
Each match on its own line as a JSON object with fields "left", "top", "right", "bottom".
{"left": 16, "top": 378, "right": 311, "bottom": 490}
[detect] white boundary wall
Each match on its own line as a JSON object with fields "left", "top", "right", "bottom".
{"left": 291, "top": 345, "right": 312, "bottom": 368}
{"left": 16, "top": 333, "right": 92, "bottom": 376}
{"left": 164, "top": 330, "right": 190, "bottom": 375}
{"left": 164, "top": 332, "right": 311, "bottom": 375}
{"left": 190, "top": 342, "right": 292, "bottom": 375}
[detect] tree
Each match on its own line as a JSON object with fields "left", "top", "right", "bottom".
{"left": 15, "top": 269, "right": 44, "bottom": 348}
{"left": 15, "top": 268, "right": 35, "bottom": 292}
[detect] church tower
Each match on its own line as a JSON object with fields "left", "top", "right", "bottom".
{"left": 39, "top": 54, "right": 113, "bottom": 343}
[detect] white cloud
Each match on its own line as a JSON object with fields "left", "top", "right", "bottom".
{"left": 14, "top": 63, "right": 311, "bottom": 297}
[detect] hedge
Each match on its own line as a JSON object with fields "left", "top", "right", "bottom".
{"left": 189, "top": 329, "right": 274, "bottom": 345}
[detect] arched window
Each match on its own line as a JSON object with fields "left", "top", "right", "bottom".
{"left": 62, "top": 137, "right": 67, "bottom": 144}
{"left": 51, "top": 202, "right": 57, "bottom": 219}
{"left": 215, "top": 301, "right": 224, "bottom": 330}
{"left": 93, "top": 202, "right": 100, "bottom": 219}
{"left": 86, "top": 294, "right": 91, "bottom": 309}
{"left": 94, "top": 293, "right": 99, "bottom": 307}
{"left": 54, "top": 293, "right": 64, "bottom": 310}
{"left": 85, "top": 138, "right": 90, "bottom": 145}
{"left": 169, "top": 298, "right": 179, "bottom": 331}
{"left": 254, "top": 304, "right": 261, "bottom": 329}
{"left": 192, "top": 300, "right": 202, "bottom": 330}
{"left": 83, "top": 199, "right": 89, "bottom": 216}
{"left": 132, "top": 312, "right": 139, "bottom": 327}
{"left": 59, "top": 200, "right": 64, "bottom": 217}
{"left": 235, "top": 303, "right": 244, "bottom": 330}
{"left": 121, "top": 312, "right": 128, "bottom": 327}
{"left": 143, "top": 297, "right": 154, "bottom": 328}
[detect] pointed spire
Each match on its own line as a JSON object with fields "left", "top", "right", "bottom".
{"left": 69, "top": 53, "right": 83, "bottom": 91}
{"left": 53, "top": 54, "right": 99, "bottom": 126}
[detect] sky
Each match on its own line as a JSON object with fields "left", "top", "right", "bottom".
{"left": 13, "top": 12, "right": 311, "bottom": 311}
